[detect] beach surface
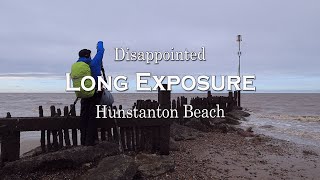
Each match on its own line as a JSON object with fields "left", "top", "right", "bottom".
{"left": 154, "top": 131, "right": 320, "bottom": 179}
{"left": 2, "top": 125, "right": 320, "bottom": 179}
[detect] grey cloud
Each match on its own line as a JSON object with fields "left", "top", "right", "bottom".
{"left": 0, "top": 0, "right": 319, "bottom": 91}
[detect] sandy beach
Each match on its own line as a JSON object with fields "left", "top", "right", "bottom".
{"left": 153, "top": 130, "right": 320, "bottom": 179}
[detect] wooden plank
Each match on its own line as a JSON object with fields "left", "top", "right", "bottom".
{"left": 39, "top": 106, "right": 46, "bottom": 152}
{"left": 234, "top": 91, "right": 238, "bottom": 103}
{"left": 47, "top": 107, "right": 53, "bottom": 151}
{"left": 99, "top": 100, "right": 109, "bottom": 142}
{"left": 145, "top": 127, "right": 152, "bottom": 151}
{"left": 46, "top": 127, "right": 52, "bottom": 151}
{"left": 72, "top": 130, "right": 78, "bottom": 146}
{"left": 126, "top": 127, "right": 132, "bottom": 151}
{"left": 1, "top": 113, "right": 20, "bottom": 162}
{"left": 0, "top": 119, "right": 14, "bottom": 135}
{"left": 70, "top": 104, "right": 78, "bottom": 146}
{"left": 135, "top": 127, "right": 140, "bottom": 151}
{"left": 101, "top": 128, "right": 106, "bottom": 141}
{"left": 51, "top": 106, "right": 59, "bottom": 151}
{"left": 0, "top": 117, "right": 173, "bottom": 131}
{"left": 57, "top": 108, "right": 64, "bottom": 149}
{"left": 151, "top": 126, "right": 157, "bottom": 152}
{"left": 0, "top": 117, "right": 80, "bottom": 131}
{"left": 0, "top": 125, "right": 7, "bottom": 135}
{"left": 113, "top": 106, "right": 120, "bottom": 143}
{"left": 63, "top": 106, "right": 71, "bottom": 147}
{"left": 172, "top": 99, "right": 176, "bottom": 110}
{"left": 160, "top": 125, "right": 170, "bottom": 155}
{"left": 120, "top": 127, "right": 126, "bottom": 150}
{"left": 237, "top": 90, "right": 241, "bottom": 107}
{"left": 139, "top": 127, "right": 145, "bottom": 151}
{"left": 113, "top": 126, "right": 119, "bottom": 142}
{"left": 1, "top": 131, "right": 20, "bottom": 162}
{"left": 158, "top": 84, "right": 171, "bottom": 109}
{"left": 152, "top": 126, "right": 160, "bottom": 152}
{"left": 132, "top": 127, "right": 136, "bottom": 151}
{"left": 107, "top": 128, "right": 112, "bottom": 141}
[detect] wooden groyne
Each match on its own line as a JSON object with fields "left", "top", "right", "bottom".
{"left": 0, "top": 87, "right": 241, "bottom": 163}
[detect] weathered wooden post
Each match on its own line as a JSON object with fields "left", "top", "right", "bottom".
{"left": 126, "top": 126, "right": 133, "bottom": 151}
{"left": 171, "top": 99, "right": 176, "bottom": 110}
{"left": 158, "top": 84, "right": 171, "bottom": 155}
{"left": 120, "top": 127, "right": 126, "bottom": 151}
{"left": 160, "top": 124, "right": 170, "bottom": 155}
{"left": 227, "top": 91, "right": 234, "bottom": 112}
{"left": 50, "top": 106, "right": 59, "bottom": 150}
{"left": 177, "top": 97, "right": 183, "bottom": 124}
{"left": 1, "top": 112, "right": 20, "bottom": 162}
{"left": 6, "top": 112, "right": 11, "bottom": 118}
{"left": 234, "top": 91, "right": 238, "bottom": 106}
{"left": 70, "top": 104, "right": 78, "bottom": 146}
{"left": 46, "top": 110, "right": 52, "bottom": 151}
{"left": 218, "top": 96, "right": 222, "bottom": 110}
{"left": 63, "top": 106, "right": 71, "bottom": 146}
{"left": 56, "top": 108, "right": 64, "bottom": 149}
{"left": 237, "top": 90, "right": 241, "bottom": 107}
{"left": 113, "top": 105, "right": 120, "bottom": 142}
{"left": 100, "top": 105, "right": 107, "bottom": 142}
{"left": 181, "top": 96, "right": 188, "bottom": 122}
{"left": 106, "top": 106, "right": 113, "bottom": 142}
{"left": 39, "top": 106, "right": 46, "bottom": 152}
{"left": 135, "top": 125, "right": 140, "bottom": 152}
{"left": 111, "top": 106, "right": 118, "bottom": 143}
{"left": 158, "top": 84, "right": 171, "bottom": 109}
{"left": 100, "top": 128, "right": 106, "bottom": 141}
{"left": 0, "top": 122, "right": 5, "bottom": 166}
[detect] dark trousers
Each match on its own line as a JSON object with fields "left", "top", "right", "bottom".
{"left": 80, "top": 92, "right": 101, "bottom": 146}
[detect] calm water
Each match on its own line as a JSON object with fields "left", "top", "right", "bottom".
{"left": 0, "top": 93, "right": 320, "bottom": 153}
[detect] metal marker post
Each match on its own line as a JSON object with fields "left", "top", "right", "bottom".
{"left": 236, "top": 35, "right": 242, "bottom": 107}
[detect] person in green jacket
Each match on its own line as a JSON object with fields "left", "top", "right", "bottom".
{"left": 77, "top": 41, "right": 104, "bottom": 146}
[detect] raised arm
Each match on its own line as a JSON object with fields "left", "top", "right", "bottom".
{"left": 90, "top": 41, "right": 105, "bottom": 80}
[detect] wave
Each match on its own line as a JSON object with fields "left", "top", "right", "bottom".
{"left": 256, "top": 114, "right": 320, "bottom": 122}
{"left": 45, "top": 101, "right": 64, "bottom": 106}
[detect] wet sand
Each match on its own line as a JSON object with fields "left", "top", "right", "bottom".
{"left": 20, "top": 138, "right": 40, "bottom": 155}
{"left": 154, "top": 131, "right": 320, "bottom": 179}
{"left": 0, "top": 138, "right": 40, "bottom": 156}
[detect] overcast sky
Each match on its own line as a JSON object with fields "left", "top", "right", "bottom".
{"left": 0, "top": 0, "right": 319, "bottom": 93}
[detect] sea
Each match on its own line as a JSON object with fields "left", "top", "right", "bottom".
{"left": 0, "top": 93, "right": 320, "bottom": 154}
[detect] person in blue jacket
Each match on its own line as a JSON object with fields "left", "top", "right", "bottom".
{"left": 77, "top": 41, "right": 105, "bottom": 146}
